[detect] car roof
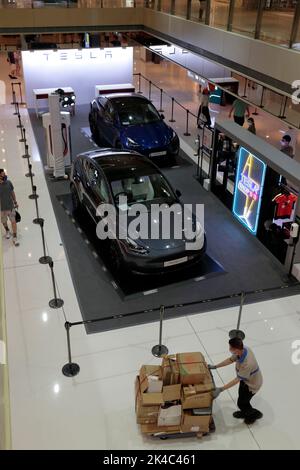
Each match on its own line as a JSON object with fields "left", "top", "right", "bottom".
{"left": 78, "top": 149, "right": 160, "bottom": 180}
{"left": 97, "top": 92, "right": 149, "bottom": 102}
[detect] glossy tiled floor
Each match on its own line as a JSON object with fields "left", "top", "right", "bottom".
{"left": 1, "top": 58, "right": 300, "bottom": 450}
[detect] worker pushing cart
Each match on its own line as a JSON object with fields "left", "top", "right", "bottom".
{"left": 209, "top": 337, "right": 263, "bottom": 425}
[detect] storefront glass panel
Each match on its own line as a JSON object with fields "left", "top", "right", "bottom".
{"left": 260, "top": 0, "right": 296, "bottom": 46}
{"left": 231, "top": 0, "right": 258, "bottom": 37}
{"left": 209, "top": 0, "right": 230, "bottom": 29}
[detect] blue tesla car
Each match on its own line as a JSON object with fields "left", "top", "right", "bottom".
{"left": 89, "top": 93, "right": 180, "bottom": 162}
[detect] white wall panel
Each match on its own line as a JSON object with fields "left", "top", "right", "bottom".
{"left": 22, "top": 47, "right": 133, "bottom": 107}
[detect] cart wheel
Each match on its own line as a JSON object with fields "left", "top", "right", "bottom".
{"left": 159, "top": 436, "right": 168, "bottom": 440}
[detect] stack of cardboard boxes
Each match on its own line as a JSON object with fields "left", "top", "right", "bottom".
{"left": 135, "top": 352, "right": 214, "bottom": 437}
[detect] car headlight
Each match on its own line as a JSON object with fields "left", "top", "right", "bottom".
{"left": 126, "top": 137, "right": 139, "bottom": 148}
{"left": 123, "top": 237, "right": 149, "bottom": 254}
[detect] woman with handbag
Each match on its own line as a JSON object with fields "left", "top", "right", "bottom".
{"left": 0, "top": 169, "right": 19, "bottom": 246}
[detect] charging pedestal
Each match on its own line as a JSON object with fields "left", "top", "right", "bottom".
{"left": 42, "top": 93, "right": 71, "bottom": 178}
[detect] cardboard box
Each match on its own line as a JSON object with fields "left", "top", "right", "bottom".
{"left": 161, "top": 356, "right": 172, "bottom": 385}
{"left": 137, "top": 416, "right": 158, "bottom": 425}
{"left": 141, "top": 423, "right": 181, "bottom": 434}
{"left": 182, "top": 411, "right": 211, "bottom": 433}
{"left": 139, "top": 365, "right": 162, "bottom": 393}
{"left": 182, "top": 392, "right": 212, "bottom": 410}
{"left": 161, "top": 355, "right": 180, "bottom": 385}
{"left": 183, "top": 383, "right": 214, "bottom": 396}
{"left": 147, "top": 376, "right": 163, "bottom": 393}
{"left": 177, "top": 352, "right": 207, "bottom": 385}
{"left": 135, "top": 376, "right": 164, "bottom": 409}
{"left": 141, "top": 392, "right": 164, "bottom": 406}
{"left": 136, "top": 397, "right": 160, "bottom": 419}
{"left": 157, "top": 405, "right": 182, "bottom": 427}
{"left": 163, "top": 384, "right": 181, "bottom": 402}
{"left": 169, "top": 356, "right": 180, "bottom": 384}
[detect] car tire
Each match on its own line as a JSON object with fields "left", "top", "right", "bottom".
{"left": 71, "top": 185, "right": 82, "bottom": 215}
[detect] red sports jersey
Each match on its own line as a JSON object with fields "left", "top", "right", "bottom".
{"left": 273, "top": 192, "right": 297, "bottom": 219}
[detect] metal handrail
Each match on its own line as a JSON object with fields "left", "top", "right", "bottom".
{"left": 136, "top": 72, "right": 197, "bottom": 118}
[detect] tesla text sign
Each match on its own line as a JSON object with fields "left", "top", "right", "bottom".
{"left": 233, "top": 147, "right": 266, "bottom": 235}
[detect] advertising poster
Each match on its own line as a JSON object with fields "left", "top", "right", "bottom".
{"left": 233, "top": 147, "right": 267, "bottom": 235}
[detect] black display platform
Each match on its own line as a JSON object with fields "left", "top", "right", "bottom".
{"left": 58, "top": 194, "right": 225, "bottom": 299}
{"left": 28, "top": 104, "right": 300, "bottom": 334}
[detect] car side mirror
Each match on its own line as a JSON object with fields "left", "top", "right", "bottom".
{"left": 160, "top": 114, "right": 165, "bottom": 120}
{"left": 175, "top": 189, "right": 181, "bottom": 198}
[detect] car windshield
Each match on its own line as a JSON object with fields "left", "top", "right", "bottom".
{"left": 109, "top": 171, "right": 176, "bottom": 210}
{"left": 113, "top": 97, "right": 161, "bottom": 126}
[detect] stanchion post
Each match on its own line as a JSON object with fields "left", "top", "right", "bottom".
{"left": 158, "top": 88, "right": 164, "bottom": 112}
{"left": 16, "top": 111, "right": 23, "bottom": 129}
{"left": 14, "top": 100, "right": 19, "bottom": 116}
{"left": 33, "top": 191, "right": 43, "bottom": 225}
{"left": 169, "top": 97, "right": 176, "bottom": 122}
{"left": 29, "top": 183, "right": 38, "bottom": 200}
{"left": 242, "top": 78, "right": 247, "bottom": 98}
{"left": 37, "top": 218, "right": 53, "bottom": 265}
{"left": 152, "top": 305, "right": 169, "bottom": 357}
{"left": 19, "top": 126, "right": 26, "bottom": 143}
{"left": 184, "top": 109, "right": 191, "bottom": 136}
{"left": 48, "top": 260, "right": 64, "bottom": 309}
{"left": 229, "top": 292, "right": 246, "bottom": 340}
{"left": 252, "top": 107, "right": 259, "bottom": 116}
{"left": 10, "top": 83, "right": 15, "bottom": 105}
{"left": 137, "top": 73, "right": 142, "bottom": 94}
{"left": 148, "top": 80, "right": 152, "bottom": 101}
{"left": 18, "top": 82, "right": 26, "bottom": 106}
{"left": 62, "top": 322, "right": 80, "bottom": 377}
{"left": 22, "top": 143, "right": 30, "bottom": 159}
{"left": 25, "top": 161, "right": 35, "bottom": 178}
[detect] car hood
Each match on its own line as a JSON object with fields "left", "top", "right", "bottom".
{"left": 119, "top": 204, "right": 199, "bottom": 251}
{"left": 123, "top": 121, "right": 173, "bottom": 149}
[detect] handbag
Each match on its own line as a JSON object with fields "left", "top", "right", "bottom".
{"left": 15, "top": 210, "right": 21, "bottom": 223}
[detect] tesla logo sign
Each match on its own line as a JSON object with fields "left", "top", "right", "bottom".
{"left": 42, "top": 50, "right": 114, "bottom": 62}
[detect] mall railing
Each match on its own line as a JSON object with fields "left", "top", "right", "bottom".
{"left": 0, "top": 230, "right": 12, "bottom": 449}
{"left": 1, "top": 1, "right": 299, "bottom": 52}
{"left": 134, "top": 72, "right": 198, "bottom": 141}
{"left": 134, "top": 66, "right": 300, "bottom": 131}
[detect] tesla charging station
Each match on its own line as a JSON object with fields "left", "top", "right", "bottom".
{"left": 42, "top": 93, "right": 71, "bottom": 178}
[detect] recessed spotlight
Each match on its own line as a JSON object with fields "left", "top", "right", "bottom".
{"left": 53, "top": 384, "right": 60, "bottom": 394}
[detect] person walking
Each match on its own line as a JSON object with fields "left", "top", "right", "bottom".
{"left": 197, "top": 87, "right": 211, "bottom": 128}
{"left": 247, "top": 117, "right": 256, "bottom": 134}
{"left": 209, "top": 337, "right": 263, "bottom": 425}
{"left": 7, "top": 52, "right": 17, "bottom": 80}
{"left": 0, "top": 169, "right": 19, "bottom": 246}
{"left": 229, "top": 98, "right": 250, "bottom": 126}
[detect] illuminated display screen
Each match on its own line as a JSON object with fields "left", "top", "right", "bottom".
{"left": 233, "top": 147, "right": 267, "bottom": 235}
